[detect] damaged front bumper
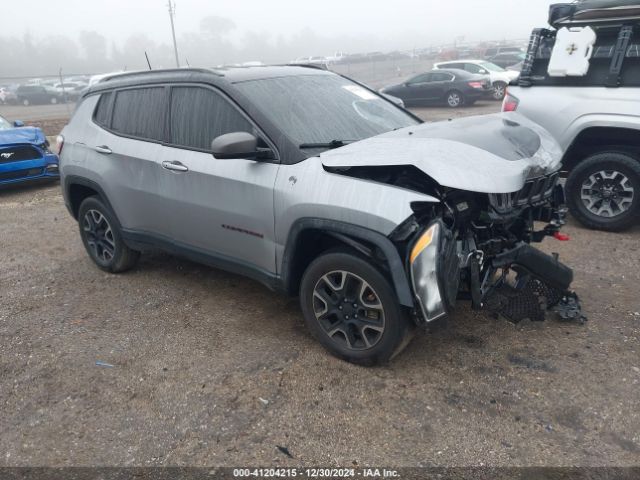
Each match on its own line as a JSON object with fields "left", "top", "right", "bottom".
{"left": 408, "top": 218, "right": 586, "bottom": 326}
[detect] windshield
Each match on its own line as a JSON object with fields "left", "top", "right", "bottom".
{"left": 0, "top": 116, "right": 13, "bottom": 130}
{"left": 480, "top": 62, "right": 506, "bottom": 72}
{"left": 235, "top": 74, "right": 419, "bottom": 152}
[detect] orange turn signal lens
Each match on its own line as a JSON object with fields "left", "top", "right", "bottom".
{"left": 410, "top": 224, "right": 438, "bottom": 264}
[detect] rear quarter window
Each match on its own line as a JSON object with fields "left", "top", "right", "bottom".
{"left": 111, "top": 87, "right": 166, "bottom": 142}
{"left": 93, "top": 92, "right": 113, "bottom": 128}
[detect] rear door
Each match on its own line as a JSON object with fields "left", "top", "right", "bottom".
{"left": 87, "top": 87, "right": 170, "bottom": 236}
{"left": 429, "top": 72, "right": 455, "bottom": 99}
{"left": 160, "top": 85, "right": 279, "bottom": 274}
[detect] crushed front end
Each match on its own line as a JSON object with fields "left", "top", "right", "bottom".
{"left": 393, "top": 170, "right": 586, "bottom": 325}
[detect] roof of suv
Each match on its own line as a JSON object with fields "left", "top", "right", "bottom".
{"left": 85, "top": 65, "right": 332, "bottom": 96}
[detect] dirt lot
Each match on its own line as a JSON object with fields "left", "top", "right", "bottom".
{"left": 1, "top": 102, "right": 639, "bottom": 468}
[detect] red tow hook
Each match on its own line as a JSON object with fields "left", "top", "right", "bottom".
{"left": 554, "top": 232, "right": 570, "bottom": 241}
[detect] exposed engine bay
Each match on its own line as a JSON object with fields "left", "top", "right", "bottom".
{"left": 330, "top": 163, "right": 586, "bottom": 325}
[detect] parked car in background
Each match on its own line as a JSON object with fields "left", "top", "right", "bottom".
{"left": 52, "top": 82, "right": 87, "bottom": 101}
{"left": 380, "top": 69, "right": 492, "bottom": 108}
{"left": 15, "top": 85, "right": 62, "bottom": 106}
{"left": 64, "top": 75, "right": 91, "bottom": 84}
{"left": 0, "top": 87, "right": 18, "bottom": 104}
{"left": 488, "top": 52, "right": 527, "bottom": 69}
{"left": 484, "top": 46, "right": 524, "bottom": 59}
{"left": 505, "top": 1, "right": 640, "bottom": 231}
{"left": 58, "top": 66, "right": 581, "bottom": 364}
{"left": 434, "top": 60, "right": 520, "bottom": 100}
{"left": 0, "top": 115, "right": 59, "bottom": 187}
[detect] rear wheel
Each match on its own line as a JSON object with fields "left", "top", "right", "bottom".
{"left": 78, "top": 196, "right": 140, "bottom": 273}
{"left": 565, "top": 151, "right": 640, "bottom": 231}
{"left": 492, "top": 81, "right": 507, "bottom": 101}
{"left": 300, "top": 251, "right": 413, "bottom": 365}
{"left": 50, "top": 97, "right": 58, "bottom": 104}
{"left": 446, "top": 90, "right": 464, "bottom": 108}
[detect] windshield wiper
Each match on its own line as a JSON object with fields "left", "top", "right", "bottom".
{"left": 298, "top": 139, "right": 355, "bottom": 150}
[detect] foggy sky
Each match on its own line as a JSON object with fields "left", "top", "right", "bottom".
{"left": 8, "top": 0, "right": 556, "bottom": 52}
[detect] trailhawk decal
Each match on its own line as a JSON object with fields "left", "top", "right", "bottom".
{"left": 222, "top": 224, "right": 264, "bottom": 239}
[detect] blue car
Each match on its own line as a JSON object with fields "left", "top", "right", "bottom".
{"left": 0, "top": 115, "right": 59, "bottom": 187}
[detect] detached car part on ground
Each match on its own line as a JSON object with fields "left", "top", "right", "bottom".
{"left": 59, "top": 66, "right": 584, "bottom": 365}
{"left": 0, "top": 115, "right": 59, "bottom": 187}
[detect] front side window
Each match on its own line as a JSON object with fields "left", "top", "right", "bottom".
{"left": 111, "top": 87, "right": 166, "bottom": 141}
{"left": 235, "top": 74, "right": 419, "bottom": 154}
{"left": 169, "top": 86, "right": 253, "bottom": 151}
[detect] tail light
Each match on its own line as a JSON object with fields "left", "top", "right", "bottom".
{"left": 468, "top": 81, "right": 484, "bottom": 89}
{"left": 502, "top": 91, "right": 520, "bottom": 112}
{"left": 55, "top": 135, "right": 65, "bottom": 155}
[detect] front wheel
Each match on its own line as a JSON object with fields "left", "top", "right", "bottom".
{"left": 22, "top": 98, "right": 30, "bottom": 106}
{"left": 445, "top": 90, "right": 464, "bottom": 108}
{"left": 50, "top": 97, "right": 58, "bottom": 104}
{"left": 565, "top": 151, "right": 640, "bottom": 231}
{"left": 300, "top": 251, "right": 413, "bottom": 365}
{"left": 78, "top": 196, "right": 140, "bottom": 272}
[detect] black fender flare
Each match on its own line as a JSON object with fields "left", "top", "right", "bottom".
{"left": 281, "top": 218, "right": 415, "bottom": 308}
{"left": 64, "top": 175, "right": 116, "bottom": 221}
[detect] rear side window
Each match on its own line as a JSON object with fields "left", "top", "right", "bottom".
{"left": 169, "top": 86, "right": 253, "bottom": 151}
{"left": 432, "top": 72, "right": 454, "bottom": 81}
{"left": 112, "top": 87, "right": 166, "bottom": 142}
{"left": 464, "top": 64, "right": 483, "bottom": 74}
{"left": 93, "top": 92, "right": 112, "bottom": 128}
{"left": 408, "top": 73, "right": 431, "bottom": 84}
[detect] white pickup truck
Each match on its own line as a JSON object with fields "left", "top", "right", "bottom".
{"left": 504, "top": 0, "right": 640, "bottom": 231}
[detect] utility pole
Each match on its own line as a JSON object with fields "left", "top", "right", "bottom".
{"left": 167, "top": 0, "right": 180, "bottom": 67}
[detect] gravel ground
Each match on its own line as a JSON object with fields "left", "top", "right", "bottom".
{"left": 1, "top": 104, "right": 639, "bottom": 468}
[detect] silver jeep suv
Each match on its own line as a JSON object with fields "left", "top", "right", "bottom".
{"left": 59, "top": 66, "right": 582, "bottom": 365}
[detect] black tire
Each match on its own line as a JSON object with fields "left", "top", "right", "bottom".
{"left": 300, "top": 251, "right": 413, "bottom": 365}
{"left": 445, "top": 90, "right": 464, "bottom": 108}
{"left": 78, "top": 196, "right": 140, "bottom": 273}
{"left": 565, "top": 151, "right": 640, "bottom": 232}
{"left": 492, "top": 81, "right": 507, "bottom": 101}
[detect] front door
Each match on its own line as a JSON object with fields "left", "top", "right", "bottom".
{"left": 160, "top": 85, "right": 279, "bottom": 275}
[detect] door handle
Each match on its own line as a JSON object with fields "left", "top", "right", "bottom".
{"left": 162, "top": 160, "right": 189, "bottom": 172}
{"left": 94, "top": 145, "right": 112, "bottom": 154}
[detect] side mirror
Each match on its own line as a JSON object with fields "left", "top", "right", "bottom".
{"left": 13, "top": 120, "right": 24, "bottom": 127}
{"left": 212, "top": 132, "right": 260, "bottom": 160}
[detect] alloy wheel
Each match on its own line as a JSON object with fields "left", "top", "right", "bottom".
{"left": 312, "top": 270, "right": 386, "bottom": 351}
{"left": 580, "top": 170, "right": 634, "bottom": 217}
{"left": 447, "top": 92, "right": 461, "bottom": 107}
{"left": 493, "top": 84, "right": 506, "bottom": 100}
{"left": 83, "top": 209, "right": 116, "bottom": 262}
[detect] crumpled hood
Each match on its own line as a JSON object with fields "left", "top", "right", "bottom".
{"left": 321, "top": 112, "right": 563, "bottom": 194}
{"left": 0, "top": 126, "right": 45, "bottom": 146}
